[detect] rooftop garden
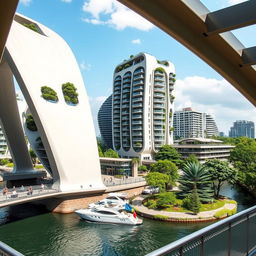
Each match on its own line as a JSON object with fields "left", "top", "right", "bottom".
{"left": 26, "top": 114, "right": 37, "bottom": 132}
{"left": 23, "top": 23, "right": 41, "bottom": 34}
{"left": 62, "top": 82, "right": 79, "bottom": 105}
{"left": 41, "top": 86, "right": 58, "bottom": 102}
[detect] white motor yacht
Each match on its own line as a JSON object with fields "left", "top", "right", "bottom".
{"left": 88, "top": 193, "right": 128, "bottom": 209}
{"left": 75, "top": 205, "right": 143, "bottom": 225}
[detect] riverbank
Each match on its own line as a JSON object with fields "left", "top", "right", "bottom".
{"left": 132, "top": 196, "right": 237, "bottom": 222}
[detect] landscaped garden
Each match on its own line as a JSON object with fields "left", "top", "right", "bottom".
{"left": 136, "top": 145, "right": 238, "bottom": 221}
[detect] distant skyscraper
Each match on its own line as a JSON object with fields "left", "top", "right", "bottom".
{"left": 229, "top": 120, "right": 255, "bottom": 138}
{"left": 173, "top": 108, "right": 219, "bottom": 139}
{"left": 97, "top": 95, "right": 113, "bottom": 149}
{"left": 111, "top": 52, "right": 176, "bottom": 160}
{"left": 205, "top": 114, "right": 219, "bottom": 137}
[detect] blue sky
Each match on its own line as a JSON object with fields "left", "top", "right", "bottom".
{"left": 17, "top": 0, "right": 256, "bottom": 136}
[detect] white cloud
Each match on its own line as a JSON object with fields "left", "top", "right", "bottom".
{"left": 173, "top": 76, "right": 256, "bottom": 135}
{"left": 20, "top": 0, "right": 32, "bottom": 6}
{"left": 80, "top": 61, "right": 92, "bottom": 71}
{"left": 131, "top": 39, "right": 141, "bottom": 44}
{"left": 82, "top": 0, "right": 154, "bottom": 31}
{"left": 61, "top": 0, "right": 72, "bottom": 2}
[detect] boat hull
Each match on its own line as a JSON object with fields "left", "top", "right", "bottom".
{"left": 75, "top": 210, "right": 142, "bottom": 225}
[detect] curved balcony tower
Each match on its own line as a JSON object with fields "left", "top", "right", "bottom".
{"left": 112, "top": 53, "right": 175, "bottom": 160}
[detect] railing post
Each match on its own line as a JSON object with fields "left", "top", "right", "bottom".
{"left": 179, "top": 246, "right": 183, "bottom": 256}
{"left": 200, "top": 236, "right": 204, "bottom": 256}
{"left": 246, "top": 214, "right": 249, "bottom": 256}
{"left": 228, "top": 222, "right": 231, "bottom": 256}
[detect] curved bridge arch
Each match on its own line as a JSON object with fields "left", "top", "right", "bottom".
{"left": 1, "top": 14, "right": 105, "bottom": 192}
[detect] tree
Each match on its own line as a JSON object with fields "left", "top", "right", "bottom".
{"left": 138, "top": 165, "right": 148, "bottom": 173}
{"left": 97, "top": 140, "right": 104, "bottom": 157}
{"left": 104, "top": 149, "right": 119, "bottom": 158}
{"left": 154, "top": 145, "right": 182, "bottom": 166}
{"left": 179, "top": 162, "right": 213, "bottom": 203}
{"left": 182, "top": 188, "right": 201, "bottom": 214}
{"left": 151, "top": 160, "right": 179, "bottom": 185}
{"left": 184, "top": 154, "right": 199, "bottom": 165}
{"left": 29, "top": 149, "right": 37, "bottom": 167}
{"left": 145, "top": 172, "right": 170, "bottom": 192}
{"left": 230, "top": 137, "right": 256, "bottom": 173}
{"left": 204, "top": 159, "right": 237, "bottom": 198}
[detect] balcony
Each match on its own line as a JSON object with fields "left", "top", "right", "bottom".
{"left": 154, "top": 70, "right": 164, "bottom": 76}
{"left": 133, "top": 97, "right": 143, "bottom": 103}
{"left": 133, "top": 74, "right": 144, "bottom": 81}
{"left": 123, "top": 78, "right": 131, "bottom": 83}
{"left": 132, "top": 103, "right": 143, "bottom": 108}
{"left": 122, "top": 98, "right": 129, "bottom": 104}
{"left": 132, "top": 131, "right": 143, "bottom": 136}
{"left": 122, "top": 88, "right": 130, "bottom": 94}
{"left": 154, "top": 92, "right": 165, "bottom": 97}
{"left": 132, "top": 109, "right": 143, "bottom": 113}
{"left": 133, "top": 68, "right": 144, "bottom": 75}
{"left": 133, "top": 91, "right": 143, "bottom": 97}
{"left": 154, "top": 75, "right": 165, "bottom": 82}
{"left": 133, "top": 80, "right": 144, "bottom": 86}
{"left": 154, "top": 98, "right": 165, "bottom": 103}
{"left": 132, "top": 114, "right": 143, "bottom": 119}
{"left": 133, "top": 85, "right": 144, "bottom": 92}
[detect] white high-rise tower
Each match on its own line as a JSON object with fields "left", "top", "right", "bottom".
{"left": 112, "top": 53, "right": 176, "bottom": 160}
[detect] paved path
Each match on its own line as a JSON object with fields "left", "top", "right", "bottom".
{"left": 132, "top": 196, "right": 237, "bottom": 220}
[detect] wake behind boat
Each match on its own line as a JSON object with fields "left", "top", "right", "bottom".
{"left": 75, "top": 203, "right": 143, "bottom": 225}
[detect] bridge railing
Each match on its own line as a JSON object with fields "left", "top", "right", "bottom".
{"left": 0, "top": 184, "right": 59, "bottom": 203}
{"left": 0, "top": 241, "right": 24, "bottom": 256}
{"left": 103, "top": 176, "right": 145, "bottom": 187}
{"left": 146, "top": 204, "right": 256, "bottom": 256}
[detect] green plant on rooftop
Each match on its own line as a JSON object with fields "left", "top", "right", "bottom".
{"left": 23, "top": 23, "right": 40, "bottom": 33}
{"left": 41, "top": 86, "right": 58, "bottom": 102}
{"left": 155, "top": 67, "right": 165, "bottom": 73}
{"left": 62, "top": 82, "right": 79, "bottom": 105}
{"left": 26, "top": 114, "right": 37, "bottom": 132}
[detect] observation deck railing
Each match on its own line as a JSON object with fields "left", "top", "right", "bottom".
{"left": 0, "top": 241, "right": 24, "bottom": 256}
{"left": 146, "top": 204, "right": 256, "bottom": 256}
{"left": 104, "top": 176, "right": 145, "bottom": 187}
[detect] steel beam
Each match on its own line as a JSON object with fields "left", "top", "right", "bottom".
{"left": 242, "top": 46, "right": 256, "bottom": 66}
{"left": 0, "top": 0, "right": 18, "bottom": 61}
{"left": 205, "top": 1, "right": 256, "bottom": 35}
{"left": 117, "top": 0, "right": 256, "bottom": 106}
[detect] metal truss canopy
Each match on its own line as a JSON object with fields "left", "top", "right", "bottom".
{"left": 117, "top": 0, "right": 256, "bottom": 106}
{"left": 205, "top": 1, "right": 256, "bottom": 35}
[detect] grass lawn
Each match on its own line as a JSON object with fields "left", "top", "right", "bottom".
{"left": 145, "top": 198, "right": 236, "bottom": 213}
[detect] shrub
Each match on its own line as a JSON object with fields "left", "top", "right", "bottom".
{"left": 182, "top": 189, "right": 201, "bottom": 214}
{"left": 26, "top": 114, "right": 37, "bottom": 131}
{"left": 153, "top": 214, "right": 169, "bottom": 221}
{"left": 156, "top": 192, "right": 176, "bottom": 208}
{"left": 35, "top": 165, "right": 44, "bottom": 169}
{"left": 41, "top": 86, "right": 58, "bottom": 102}
{"left": 145, "top": 200, "right": 157, "bottom": 209}
{"left": 6, "top": 162, "right": 14, "bottom": 167}
{"left": 62, "top": 82, "right": 79, "bottom": 105}
{"left": 0, "top": 159, "right": 9, "bottom": 166}
{"left": 23, "top": 23, "right": 40, "bottom": 33}
{"left": 214, "top": 209, "right": 229, "bottom": 219}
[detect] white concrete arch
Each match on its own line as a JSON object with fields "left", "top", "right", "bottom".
{"left": 3, "top": 14, "right": 105, "bottom": 192}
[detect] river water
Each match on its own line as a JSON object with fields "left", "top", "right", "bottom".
{"left": 0, "top": 183, "right": 255, "bottom": 256}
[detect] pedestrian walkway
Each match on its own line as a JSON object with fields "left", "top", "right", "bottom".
{"left": 132, "top": 196, "right": 237, "bottom": 221}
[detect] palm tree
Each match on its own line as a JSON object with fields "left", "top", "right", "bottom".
{"left": 179, "top": 162, "right": 213, "bottom": 203}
